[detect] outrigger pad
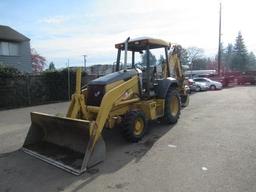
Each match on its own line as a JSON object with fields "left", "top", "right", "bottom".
{"left": 22, "top": 112, "right": 106, "bottom": 175}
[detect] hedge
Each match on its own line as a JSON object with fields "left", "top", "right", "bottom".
{"left": 0, "top": 69, "right": 95, "bottom": 109}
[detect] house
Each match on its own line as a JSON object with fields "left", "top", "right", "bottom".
{"left": 0, "top": 25, "right": 32, "bottom": 73}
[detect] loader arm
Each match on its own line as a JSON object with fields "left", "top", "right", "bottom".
{"left": 82, "top": 75, "right": 140, "bottom": 169}
{"left": 90, "top": 75, "right": 140, "bottom": 147}
{"left": 66, "top": 67, "right": 89, "bottom": 119}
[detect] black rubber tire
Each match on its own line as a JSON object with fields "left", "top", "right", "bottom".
{"left": 210, "top": 85, "right": 216, "bottom": 90}
{"left": 181, "top": 94, "right": 190, "bottom": 107}
{"left": 195, "top": 86, "right": 201, "bottom": 92}
{"left": 164, "top": 88, "right": 181, "bottom": 124}
{"left": 121, "top": 111, "right": 147, "bottom": 142}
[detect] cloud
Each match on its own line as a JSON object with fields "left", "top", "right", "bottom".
{"left": 29, "top": 0, "right": 256, "bottom": 68}
{"left": 39, "top": 15, "right": 68, "bottom": 24}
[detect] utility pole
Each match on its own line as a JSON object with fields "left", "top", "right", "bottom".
{"left": 83, "top": 55, "right": 87, "bottom": 72}
{"left": 217, "top": 3, "right": 222, "bottom": 76}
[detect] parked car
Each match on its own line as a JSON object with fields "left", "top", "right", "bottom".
{"left": 194, "top": 81, "right": 209, "bottom": 92}
{"left": 187, "top": 78, "right": 197, "bottom": 92}
{"left": 197, "top": 73, "right": 235, "bottom": 87}
{"left": 193, "top": 77, "right": 222, "bottom": 90}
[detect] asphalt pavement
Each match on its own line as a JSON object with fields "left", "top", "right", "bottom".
{"left": 0, "top": 86, "right": 256, "bottom": 192}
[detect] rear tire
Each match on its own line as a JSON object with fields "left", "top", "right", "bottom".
{"left": 164, "top": 88, "right": 181, "bottom": 124}
{"left": 181, "top": 94, "right": 190, "bottom": 107}
{"left": 121, "top": 111, "right": 147, "bottom": 142}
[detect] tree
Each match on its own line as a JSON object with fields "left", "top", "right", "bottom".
{"left": 186, "top": 47, "right": 204, "bottom": 71}
{"left": 180, "top": 48, "right": 190, "bottom": 66}
{"left": 140, "top": 51, "right": 157, "bottom": 66}
{"left": 158, "top": 54, "right": 165, "bottom": 65}
{"left": 231, "top": 32, "right": 248, "bottom": 71}
{"left": 187, "top": 47, "right": 204, "bottom": 63}
{"left": 247, "top": 52, "right": 256, "bottom": 70}
{"left": 192, "top": 58, "right": 209, "bottom": 70}
{"left": 47, "top": 62, "right": 56, "bottom": 71}
{"left": 31, "top": 48, "right": 46, "bottom": 73}
{"left": 0, "top": 64, "right": 21, "bottom": 77}
{"left": 223, "top": 43, "right": 233, "bottom": 71}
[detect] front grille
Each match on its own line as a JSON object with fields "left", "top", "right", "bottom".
{"left": 87, "top": 85, "right": 105, "bottom": 106}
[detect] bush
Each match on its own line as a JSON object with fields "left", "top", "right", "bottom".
{"left": 0, "top": 65, "right": 21, "bottom": 78}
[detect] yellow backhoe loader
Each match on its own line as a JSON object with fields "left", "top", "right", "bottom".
{"left": 22, "top": 37, "right": 189, "bottom": 175}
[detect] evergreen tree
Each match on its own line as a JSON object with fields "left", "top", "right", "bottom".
{"left": 231, "top": 32, "right": 248, "bottom": 71}
{"left": 223, "top": 43, "right": 233, "bottom": 71}
{"left": 248, "top": 52, "right": 256, "bottom": 70}
{"left": 48, "top": 62, "right": 56, "bottom": 71}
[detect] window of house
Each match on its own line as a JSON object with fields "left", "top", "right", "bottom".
{"left": 0, "top": 42, "right": 19, "bottom": 56}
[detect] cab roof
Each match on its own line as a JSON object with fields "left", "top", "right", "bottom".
{"left": 115, "top": 37, "right": 170, "bottom": 52}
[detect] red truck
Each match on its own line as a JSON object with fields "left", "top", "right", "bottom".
{"left": 237, "top": 71, "right": 256, "bottom": 85}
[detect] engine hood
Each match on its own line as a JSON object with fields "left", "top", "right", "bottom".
{"left": 88, "top": 69, "right": 138, "bottom": 85}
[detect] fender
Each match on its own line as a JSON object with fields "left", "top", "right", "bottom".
{"left": 155, "top": 77, "right": 178, "bottom": 99}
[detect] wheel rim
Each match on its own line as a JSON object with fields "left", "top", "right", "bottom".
{"left": 170, "top": 95, "right": 179, "bottom": 116}
{"left": 210, "top": 85, "right": 215, "bottom": 90}
{"left": 134, "top": 117, "right": 144, "bottom": 136}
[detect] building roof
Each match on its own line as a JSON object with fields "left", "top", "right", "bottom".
{"left": 115, "top": 37, "right": 170, "bottom": 51}
{"left": 0, "top": 25, "right": 30, "bottom": 42}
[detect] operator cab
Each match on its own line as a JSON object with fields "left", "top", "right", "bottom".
{"left": 115, "top": 37, "right": 171, "bottom": 98}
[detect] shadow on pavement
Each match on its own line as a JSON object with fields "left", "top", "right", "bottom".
{"left": 0, "top": 121, "right": 174, "bottom": 192}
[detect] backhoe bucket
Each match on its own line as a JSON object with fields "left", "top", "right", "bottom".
{"left": 22, "top": 112, "right": 106, "bottom": 175}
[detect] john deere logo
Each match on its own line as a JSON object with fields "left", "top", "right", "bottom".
{"left": 94, "top": 91, "right": 101, "bottom": 97}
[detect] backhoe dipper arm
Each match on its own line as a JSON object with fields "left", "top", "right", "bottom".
{"left": 168, "top": 45, "right": 184, "bottom": 80}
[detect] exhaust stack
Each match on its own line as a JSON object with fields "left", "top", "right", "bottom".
{"left": 124, "top": 37, "right": 130, "bottom": 71}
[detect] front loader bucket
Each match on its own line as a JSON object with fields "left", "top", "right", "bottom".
{"left": 22, "top": 112, "right": 106, "bottom": 175}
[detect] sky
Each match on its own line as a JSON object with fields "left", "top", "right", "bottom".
{"left": 1, "top": 0, "right": 256, "bottom": 68}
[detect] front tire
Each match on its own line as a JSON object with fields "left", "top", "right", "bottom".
{"left": 121, "top": 111, "right": 147, "bottom": 142}
{"left": 210, "top": 85, "right": 216, "bottom": 90}
{"left": 195, "top": 86, "right": 201, "bottom": 92}
{"left": 164, "top": 88, "right": 181, "bottom": 124}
